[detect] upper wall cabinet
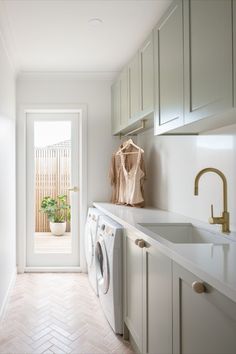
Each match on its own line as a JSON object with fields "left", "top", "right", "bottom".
{"left": 111, "top": 79, "right": 120, "bottom": 135}
{"left": 139, "top": 34, "right": 154, "bottom": 118}
{"left": 120, "top": 68, "right": 129, "bottom": 129}
{"left": 111, "top": 34, "right": 154, "bottom": 135}
{"left": 111, "top": 68, "right": 128, "bottom": 134}
{"left": 154, "top": 0, "right": 235, "bottom": 135}
{"left": 154, "top": 0, "right": 184, "bottom": 135}
{"left": 112, "top": 0, "right": 236, "bottom": 136}
{"left": 128, "top": 33, "right": 154, "bottom": 125}
{"left": 128, "top": 52, "right": 141, "bottom": 123}
{"left": 184, "top": 0, "right": 233, "bottom": 125}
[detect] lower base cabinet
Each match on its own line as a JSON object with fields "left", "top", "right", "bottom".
{"left": 143, "top": 243, "right": 172, "bottom": 354}
{"left": 124, "top": 229, "right": 172, "bottom": 354}
{"left": 124, "top": 230, "right": 236, "bottom": 354}
{"left": 173, "top": 263, "right": 236, "bottom": 354}
{"left": 124, "top": 229, "right": 143, "bottom": 350}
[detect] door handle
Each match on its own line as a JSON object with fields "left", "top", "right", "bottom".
{"left": 67, "top": 186, "right": 79, "bottom": 192}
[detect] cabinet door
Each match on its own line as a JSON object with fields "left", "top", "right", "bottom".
{"left": 120, "top": 68, "right": 128, "bottom": 129}
{"left": 124, "top": 229, "right": 143, "bottom": 351}
{"left": 143, "top": 243, "right": 172, "bottom": 354}
{"left": 184, "top": 0, "right": 233, "bottom": 124}
{"left": 154, "top": 0, "right": 184, "bottom": 135}
{"left": 111, "top": 80, "right": 120, "bottom": 134}
{"left": 173, "top": 263, "right": 236, "bottom": 354}
{"left": 128, "top": 52, "right": 140, "bottom": 122}
{"left": 140, "top": 33, "right": 154, "bottom": 116}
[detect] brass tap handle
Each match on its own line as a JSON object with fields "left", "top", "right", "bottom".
{"left": 135, "top": 239, "right": 140, "bottom": 246}
{"left": 209, "top": 204, "right": 215, "bottom": 224}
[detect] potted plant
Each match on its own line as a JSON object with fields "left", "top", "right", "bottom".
{"left": 40, "top": 194, "right": 71, "bottom": 236}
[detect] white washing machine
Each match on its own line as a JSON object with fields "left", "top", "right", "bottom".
{"left": 84, "top": 207, "right": 104, "bottom": 296}
{"left": 95, "top": 215, "right": 123, "bottom": 334}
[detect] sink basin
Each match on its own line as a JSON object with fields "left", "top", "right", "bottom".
{"left": 138, "top": 223, "right": 230, "bottom": 244}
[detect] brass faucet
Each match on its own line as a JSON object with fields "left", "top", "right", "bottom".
{"left": 194, "top": 168, "right": 230, "bottom": 234}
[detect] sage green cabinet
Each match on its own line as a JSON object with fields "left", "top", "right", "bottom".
{"left": 184, "top": 0, "right": 233, "bottom": 125}
{"left": 111, "top": 33, "right": 154, "bottom": 134}
{"left": 140, "top": 33, "right": 154, "bottom": 118}
{"left": 128, "top": 34, "right": 154, "bottom": 125}
{"left": 112, "top": 0, "right": 236, "bottom": 136}
{"left": 142, "top": 241, "right": 172, "bottom": 354}
{"left": 124, "top": 229, "right": 172, "bottom": 354}
{"left": 111, "top": 80, "right": 120, "bottom": 134}
{"left": 154, "top": 0, "right": 235, "bottom": 135}
{"left": 173, "top": 263, "right": 236, "bottom": 354}
{"left": 123, "top": 229, "right": 143, "bottom": 350}
{"left": 120, "top": 68, "right": 129, "bottom": 129}
{"left": 111, "top": 68, "right": 128, "bottom": 134}
{"left": 154, "top": 0, "right": 184, "bottom": 135}
{"left": 124, "top": 228, "right": 236, "bottom": 354}
{"left": 128, "top": 52, "right": 141, "bottom": 123}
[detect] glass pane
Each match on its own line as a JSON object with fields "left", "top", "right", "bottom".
{"left": 33, "top": 121, "right": 72, "bottom": 254}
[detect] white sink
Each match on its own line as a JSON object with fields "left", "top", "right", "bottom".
{"left": 138, "top": 223, "right": 230, "bottom": 244}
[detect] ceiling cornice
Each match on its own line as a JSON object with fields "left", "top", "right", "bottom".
{"left": 17, "top": 71, "right": 119, "bottom": 81}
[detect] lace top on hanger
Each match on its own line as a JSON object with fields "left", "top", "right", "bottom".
{"left": 118, "top": 147, "right": 145, "bottom": 206}
{"left": 109, "top": 139, "right": 146, "bottom": 207}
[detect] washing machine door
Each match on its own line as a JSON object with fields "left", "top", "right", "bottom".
{"left": 95, "top": 236, "right": 109, "bottom": 294}
{"left": 84, "top": 222, "right": 94, "bottom": 268}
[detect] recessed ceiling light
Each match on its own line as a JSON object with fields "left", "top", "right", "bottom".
{"left": 88, "top": 18, "right": 103, "bottom": 26}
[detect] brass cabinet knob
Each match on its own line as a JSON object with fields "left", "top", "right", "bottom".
{"left": 138, "top": 240, "right": 146, "bottom": 248}
{"left": 192, "top": 281, "right": 206, "bottom": 294}
{"left": 135, "top": 239, "right": 140, "bottom": 245}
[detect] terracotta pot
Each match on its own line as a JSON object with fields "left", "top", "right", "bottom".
{"left": 50, "top": 222, "right": 66, "bottom": 236}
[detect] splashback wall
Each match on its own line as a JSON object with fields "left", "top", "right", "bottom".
{"left": 137, "top": 125, "right": 236, "bottom": 231}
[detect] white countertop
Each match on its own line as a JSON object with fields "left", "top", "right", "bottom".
{"left": 94, "top": 202, "right": 236, "bottom": 303}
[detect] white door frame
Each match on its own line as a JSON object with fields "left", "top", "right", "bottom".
{"left": 27, "top": 113, "right": 80, "bottom": 267}
{"left": 17, "top": 104, "right": 88, "bottom": 273}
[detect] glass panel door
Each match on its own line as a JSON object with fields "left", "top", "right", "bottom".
{"left": 26, "top": 112, "right": 79, "bottom": 267}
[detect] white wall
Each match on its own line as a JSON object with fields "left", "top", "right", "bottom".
{"left": 138, "top": 125, "right": 236, "bottom": 231}
{"left": 0, "top": 34, "right": 16, "bottom": 316}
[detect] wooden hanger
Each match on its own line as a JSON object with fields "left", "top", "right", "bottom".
{"left": 116, "top": 138, "right": 144, "bottom": 155}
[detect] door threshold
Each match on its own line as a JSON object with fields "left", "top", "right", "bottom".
{"left": 24, "top": 266, "right": 82, "bottom": 273}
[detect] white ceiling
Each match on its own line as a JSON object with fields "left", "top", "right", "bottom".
{"left": 0, "top": 0, "right": 172, "bottom": 74}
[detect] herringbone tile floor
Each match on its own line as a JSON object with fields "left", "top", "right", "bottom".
{"left": 0, "top": 273, "right": 134, "bottom": 354}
